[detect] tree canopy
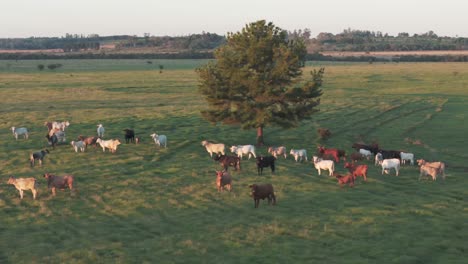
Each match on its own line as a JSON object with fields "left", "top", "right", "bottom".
{"left": 197, "top": 20, "right": 324, "bottom": 145}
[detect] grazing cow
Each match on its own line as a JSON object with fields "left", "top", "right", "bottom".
{"left": 352, "top": 143, "right": 379, "bottom": 155}
{"left": 400, "top": 152, "right": 415, "bottom": 165}
{"left": 359, "top": 149, "right": 373, "bottom": 160}
{"left": 249, "top": 184, "right": 276, "bottom": 208}
{"left": 318, "top": 146, "right": 346, "bottom": 162}
{"left": 11, "top": 127, "right": 29, "bottom": 140}
{"left": 256, "top": 156, "right": 275, "bottom": 175}
{"left": 213, "top": 154, "right": 241, "bottom": 171}
{"left": 150, "top": 133, "right": 167, "bottom": 148}
{"left": 381, "top": 158, "right": 400, "bottom": 176}
{"left": 78, "top": 135, "right": 99, "bottom": 148}
{"left": 7, "top": 176, "right": 38, "bottom": 199}
{"left": 97, "top": 124, "right": 105, "bottom": 138}
{"left": 43, "top": 173, "right": 74, "bottom": 196}
{"left": 375, "top": 153, "right": 383, "bottom": 166}
{"left": 201, "top": 140, "right": 225, "bottom": 157}
{"left": 96, "top": 138, "right": 121, "bottom": 153}
{"left": 70, "top": 140, "right": 86, "bottom": 152}
{"left": 344, "top": 162, "right": 368, "bottom": 181}
{"left": 52, "top": 121, "right": 70, "bottom": 131}
{"left": 53, "top": 130, "right": 66, "bottom": 143}
{"left": 30, "top": 149, "right": 49, "bottom": 167}
{"left": 350, "top": 152, "right": 364, "bottom": 162}
{"left": 312, "top": 156, "right": 335, "bottom": 176}
{"left": 123, "top": 129, "right": 135, "bottom": 143}
{"left": 334, "top": 173, "right": 354, "bottom": 187}
{"left": 289, "top": 148, "right": 308, "bottom": 162}
{"left": 419, "top": 164, "right": 439, "bottom": 181}
{"left": 378, "top": 150, "right": 401, "bottom": 160}
{"left": 230, "top": 145, "right": 256, "bottom": 160}
{"left": 268, "top": 146, "right": 287, "bottom": 159}
{"left": 215, "top": 170, "right": 232, "bottom": 192}
{"left": 417, "top": 159, "right": 446, "bottom": 179}
{"left": 45, "top": 134, "right": 58, "bottom": 149}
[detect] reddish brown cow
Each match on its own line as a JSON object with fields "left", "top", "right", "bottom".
{"left": 318, "top": 146, "right": 346, "bottom": 162}
{"left": 249, "top": 184, "right": 276, "bottom": 208}
{"left": 78, "top": 135, "right": 99, "bottom": 148}
{"left": 215, "top": 170, "right": 232, "bottom": 192}
{"left": 344, "top": 162, "right": 368, "bottom": 181}
{"left": 334, "top": 173, "right": 354, "bottom": 187}
{"left": 43, "top": 173, "right": 74, "bottom": 196}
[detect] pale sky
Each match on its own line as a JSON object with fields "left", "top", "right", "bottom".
{"left": 1, "top": 0, "right": 467, "bottom": 38}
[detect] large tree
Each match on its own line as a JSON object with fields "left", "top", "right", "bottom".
{"left": 197, "top": 20, "right": 324, "bottom": 146}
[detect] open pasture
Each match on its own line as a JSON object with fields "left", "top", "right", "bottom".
{"left": 0, "top": 61, "right": 466, "bottom": 263}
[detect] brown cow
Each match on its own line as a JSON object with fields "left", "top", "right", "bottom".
{"left": 334, "top": 173, "right": 354, "bottom": 187}
{"left": 249, "top": 184, "right": 276, "bottom": 208}
{"left": 215, "top": 170, "right": 232, "bottom": 192}
{"left": 43, "top": 173, "right": 74, "bottom": 196}
{"left": 344, "top": 162, "right": 368, "bottom": 181}
{"left": 318, "top": 146, "right": 346, "bottom": 162}
{"left": 7, "top": 176, "right": 38, "bottom": 199}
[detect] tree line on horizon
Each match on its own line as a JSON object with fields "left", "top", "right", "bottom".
{"left": 0, "top": 29, "right": 467, "bottom": 53}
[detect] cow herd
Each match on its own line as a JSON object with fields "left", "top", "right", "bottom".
{"left": 201, "top": 140, "right": 446, "bottom": 207}
{"left": 6, "top": 121, "right": 167, "bottom": 200}
{"left": 5, "top": 121, "right": 446, "bottom": 209}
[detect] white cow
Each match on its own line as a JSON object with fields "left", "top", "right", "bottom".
{"left": 11, "top": 127, "right": 29, "bottom": 140}
{"left": 289, "top": 149, "right": 308, "bottom": 162}
{"left": 230, "top": 145, "right": 256, "bottom": 159}
{"left": 312, "top": 156, "right": 335, "bottom": 176}
{"left": 52, "top": 121, "right": 70, "bottom": 131}
{"left": 268, "top": 146, "right": 287, "bottom": 159}
{"left": 97, "top": 124, "right": 105, "bottom": 138}
{"left": 359, "top": 149, "right": 373, "bottom": 160}
{"left": 150, "top": 133, "right": 167, "bottom": 148}
{"left": 375, "top": 152, "right": 383, "bottom": 166}
{"left": 381, "top": 158, "right": 400, "bottom": 176}
{"left": 70, "top": 140, "right": 86, "bottom": 152}
{"left": 201, "top": 140, "right": 225, "bottom": 157}
{"left": 97, "top": 138, "right": 121, "bottom": 153}
{"left": 400, "top": 152, "right": 414, "bottom": 165}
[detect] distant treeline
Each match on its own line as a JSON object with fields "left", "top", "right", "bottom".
{"left": 0, "top": 32, "right": 225, "bottom": 52}
{"left": 307, "top": 29, "right": 468, "bottom": 52}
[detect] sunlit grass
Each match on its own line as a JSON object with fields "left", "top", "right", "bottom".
{"left": 0, "top": 61, "right": 466, "bottom": 263}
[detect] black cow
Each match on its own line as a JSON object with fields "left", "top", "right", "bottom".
{"left": 123, "top": 129, "right": 135, "bottom": 144}
{"left": 378, "top": 149, "right": 401, "bottom": 160}
{"left": 256, "top": 156, "right": 275, "bottom": 175}
{"left": 45, "top": 134, "right": 58, "bottom": 149}
{"left": 352, "top": 143, "right": 379, "bottom": 155}
{"left": 213, "top": 154, "right": 241, "bottom": 171}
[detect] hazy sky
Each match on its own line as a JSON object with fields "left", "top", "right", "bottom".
{"left": 2, "top": 0, "right": 467, "bottom": 38}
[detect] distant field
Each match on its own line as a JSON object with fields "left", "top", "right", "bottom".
{"left": 322, "top": 50, "right": 468, "bottom": 57}
{"left": 0, "top": 61, "right": 466, "bottom": 263}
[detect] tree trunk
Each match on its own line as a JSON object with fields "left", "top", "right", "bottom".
{"left": 256, "top": 126, "right": 264, "bottom": 147}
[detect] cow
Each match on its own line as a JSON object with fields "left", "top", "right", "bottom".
{"left": 30, "top": 149, "right": 49, "bottom": 167}
{"left": 381, "top": 158, "right": 400, "bottom": 176}
{"left": 268, "top": 146, "right": 287, "bottom": 159}
{"left": 230, "top": 145, "right": 256, "bottom": 160}
{"left": 289, "top": 149, "right": 308, "bottom": 162}
{"left": 123, "top": 129, "right": 135, "bottom": 143}
{"left": 318, "top": 146, "right": 346, "bottom": 162}
{"left": 45, "top": 134, "right": 58, "bottom": 149}
{"left": 378, "top": 150, "right": 401, "bottom": 160}
{"left": 70, "top": 140, "right": 86, "bottom": 152}
{"left": 359, "top": 149, "right": 373, "bottom": 160}
{"left": 344, "top": 162, "right": 368, "bottom": 181}
{"left": 78, "top": 135, "right": 99, "bottom": 148}
{"left": 312, "top": 156, "right": 335, "bottom": 176}
{"left": 201, "top": 140, "right": 225, "bottom": 157}
{"left": 256, "top": 156, "right": 275, "bottom": 175}
{"left": 352, "top": 143, "right": 379, "bottom": 155}
{"left": 249, "top": 184, "right": 276, "bottom": 208}
{"left": 96, "top": 138, "right": 121, "bottom": 153}
{"left": 150, "top": 133, "right": 167, "bottom": 148}
{"left": 400, "top": 152, "right": 415, "bottom": 165}
{"left": 213, "top": 154, "right": 241, "bottom": 171}
{"left": 419, "top": 164, "right": 439, "bottom": 181}
{"left": 215, "top": 170, "right": 232, "bottom": 192}
{"left": 7, "top": 176, "right": 38, "bottom": 199}
{"left": 11, "top": 127, "right": 29, "bottom": 140}
{"left": 375, "top": 152, "right": 383, "bottom": 166}
{"left": 417, "top": 159, "right": 446, "bottom": 179}
{"left": 97, "top": 124, "right": 105, "bottom": 138}
{"left": 334, "top": 173, "right": 354, "bottom": 187}
{"left": 43, "top": 173, "right": 74, "bottom": 196}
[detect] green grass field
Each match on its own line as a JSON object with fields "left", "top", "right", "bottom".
{"left": 0, "top": 60, "right": 466, "bottom": 263}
